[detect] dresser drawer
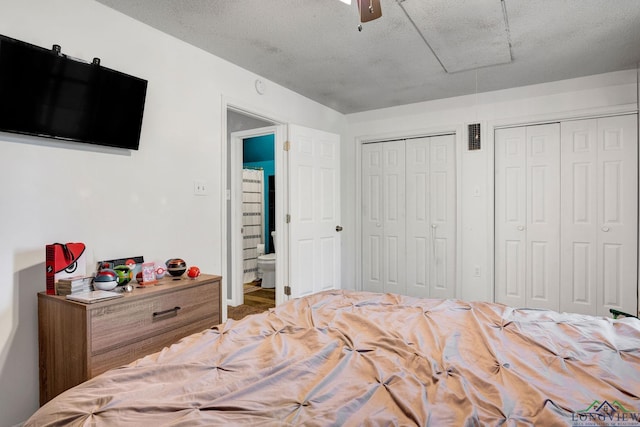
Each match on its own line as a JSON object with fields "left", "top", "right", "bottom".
{"left": 90, "top": 317, "right": 215, "bottom": 377}
{"left": 90, "top": 282, "right": 218, "bottom": 354}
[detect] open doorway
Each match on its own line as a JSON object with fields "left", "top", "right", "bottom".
{"left": 224, "top": 105, "right": 342, "bottom": 319}
{"left": 232, "top": 130, "right": 276, "bottom": 317}
{"left": 225, "top": 107, "right": 286, "bottom": 318}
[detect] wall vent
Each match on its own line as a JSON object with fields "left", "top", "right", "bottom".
{"left": 468, "top": 123, "right": 481, "bottom": 150}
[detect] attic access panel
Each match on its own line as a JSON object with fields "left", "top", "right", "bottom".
{"left": 401, "top": 0, "right": 512, "bottom": 73}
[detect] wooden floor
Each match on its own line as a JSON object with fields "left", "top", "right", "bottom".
{"left": 227, "top": 282, "right": 275, "bottom": 321}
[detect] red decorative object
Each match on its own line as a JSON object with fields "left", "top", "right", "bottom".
{"left": 45, "top": 242, "right": 87, "bottom": 294}
{"left": 187, "top": 266, "right": 200, "bottom": 279}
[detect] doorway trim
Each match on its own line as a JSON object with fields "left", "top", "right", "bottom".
{"left": 222, "top": 97, "right": 288, "bottom": 315}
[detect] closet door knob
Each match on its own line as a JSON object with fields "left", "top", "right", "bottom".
{"left": 336, "top": 225, "right": 343, "bottom": 232}
{"left": 601, "top": 226, "right": 610, "bottom": 232}
{"left": 517, "top": 226, "right": 525, "bottom": 231}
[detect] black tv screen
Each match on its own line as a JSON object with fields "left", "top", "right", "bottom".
{"left": 0, "top": 34, "right": 147, "bottom": 150}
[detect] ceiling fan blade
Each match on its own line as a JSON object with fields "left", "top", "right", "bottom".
{"left": 357, "top": 0, "right": 382, "bottom": 23}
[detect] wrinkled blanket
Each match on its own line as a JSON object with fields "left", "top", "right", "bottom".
{"left": 26, "top": 290, "right": 640, "bottom": 426}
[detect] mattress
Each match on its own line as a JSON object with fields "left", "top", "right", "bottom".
{"left": 26, "top": 290, "right": 640, "bottom": 426}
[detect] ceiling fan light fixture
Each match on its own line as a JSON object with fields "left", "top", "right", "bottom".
{"left": 357, "top": 0, "right": 382, "bottom": 23}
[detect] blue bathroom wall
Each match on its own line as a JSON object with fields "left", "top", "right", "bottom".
{"left": 243, "top": 134, "right": 275, "bottom": 252}
{"left": 244, "top": 134, "right": 274, "bottom": 163}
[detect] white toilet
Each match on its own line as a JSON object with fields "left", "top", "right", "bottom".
{"left": 257, "top": 231, "right": 276, "bottom": 288}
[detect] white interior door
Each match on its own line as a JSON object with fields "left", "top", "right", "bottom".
{"left": 561, "top": 115, "right": 638, "bottom": 316}
{"left": 495, "top": 127, "right": 528, "bottom": 308}
{"left": 596, "top": 115, "right": 638, "bottom": 316}
{"left": 405, "top": 135, "right": 456, "bottom": 298}
{"left": 560, "top": 119, "right": 599, "bottom": 314}
{"left": 495, "top": 124, "right": 560, "bottom": 310}
{"left": 361, "top": 143, "right": 384, "bottom": 293}
{"left": 362, "top": 135, "right": 456, "bottom": 298}
{"left": 362, "top": 140, "right": 408, "bottom": 295}
{"left": 525, "top": 124, "right": 561, "bottom": 310}
{"left": 288, "top": 124, "right": 341, "bottom": 298}
{"left": 405, "top": 138, "right": 429, "bottom": 297}
{"left": 383, "top": 140, "right": 407, "bottom": 295}
{"left": 428, "top": 135, "right": 457, "bottom": 299}
{"left": 497, "top": 115, "right": 637, "bottom": 316}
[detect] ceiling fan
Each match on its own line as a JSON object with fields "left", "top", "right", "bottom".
{"left": 357, "top": 0, "right": 382, "bottom": 31}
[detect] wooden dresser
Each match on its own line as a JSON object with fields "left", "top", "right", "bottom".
{"left": 38, "top": 274, "right": 222, "bottom": 405}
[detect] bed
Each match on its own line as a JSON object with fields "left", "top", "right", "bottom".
{"left": 26, "top": 290, "right": 640, "bottom": 426}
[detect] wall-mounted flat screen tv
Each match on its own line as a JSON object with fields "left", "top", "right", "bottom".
{"left": 0, "top": 34, "right": 147, "bottom": 150}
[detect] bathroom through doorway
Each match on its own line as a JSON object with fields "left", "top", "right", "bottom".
{"left": 241, "top": 134, "right": 276, "bottom": 305}
{"left": 230, "top": 125, "right": 280, "bottom": 310}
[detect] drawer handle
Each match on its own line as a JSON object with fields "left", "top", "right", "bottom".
{"left": 153, "top": 306, "right": 181, "bottom": 319}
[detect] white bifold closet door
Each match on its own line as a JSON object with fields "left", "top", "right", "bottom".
{"left": 362, "top": 140, "right": 406, "bottom": 295}
{"left": 495, "top": 114, "right": 637, "bottom": 316}
{"left": 362, "top": 135, "right": 456, "bottom": 298}
{"left": 560, "top": 115, "right": 637, "bottom": 316}
{"left": 495, "top": 123, "right": 561, "bottom": 310}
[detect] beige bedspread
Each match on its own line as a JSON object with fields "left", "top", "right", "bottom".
{"left": 26, "top": 290, "right": 640, "bottom": 426}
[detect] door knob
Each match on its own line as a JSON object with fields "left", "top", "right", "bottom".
{"left": 517, "top": 226, "right": 525, "bottom": 231}
{"left": 336, "top": 225, "right": 343, "bottom": 232}
{"left": 601, "top": 226, "right": 610, "bottom": 232}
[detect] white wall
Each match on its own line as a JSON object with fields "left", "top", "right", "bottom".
{"left": 0, "top": 0, "right": 345, "bottom": 425}
{"left": 342, "top": 70, "right": 639, "bottom": 303}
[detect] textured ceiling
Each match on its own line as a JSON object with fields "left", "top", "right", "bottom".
{"left": 96, "top": 0, "right": 640, "bottom": 114}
